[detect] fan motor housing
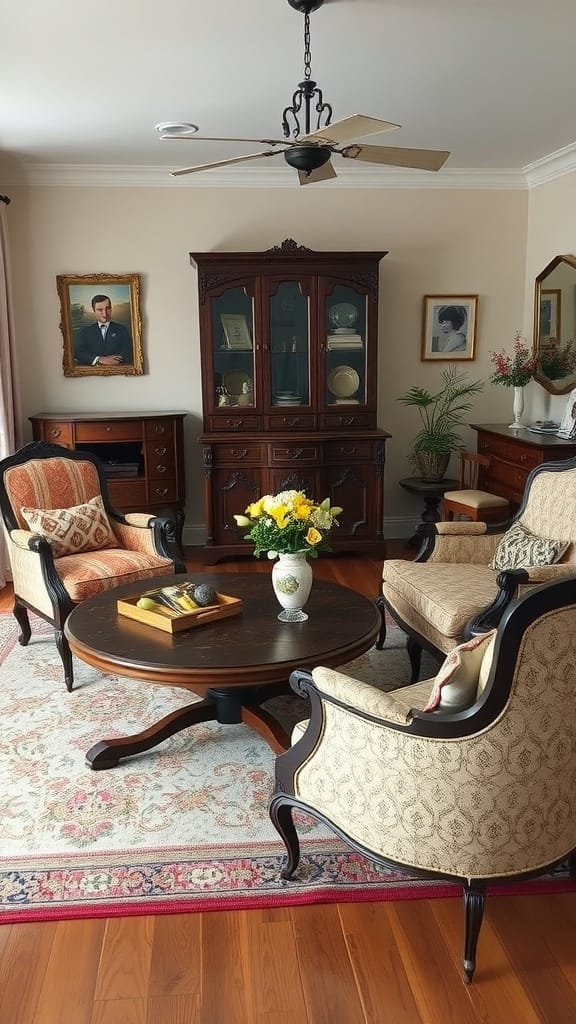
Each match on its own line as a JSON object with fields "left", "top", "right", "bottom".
{"left": 283, "top": 145, "right": 332, "bottom": 174}
{"left": 287, "top": 0, "right": 325, "bottom": 12}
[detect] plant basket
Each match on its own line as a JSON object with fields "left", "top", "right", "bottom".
{"left": 416, "top": 452, "right": 451, "bottom": 482}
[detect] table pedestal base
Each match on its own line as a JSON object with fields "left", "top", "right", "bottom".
{"left": 85, "top": 683, "right": 292, "bottom": 770}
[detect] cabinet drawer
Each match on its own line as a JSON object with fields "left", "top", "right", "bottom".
{"left": 211, "top": 443, "right": 265, "bottom": 466}
{"left": 208, "top": 413, "right": 260, "bottom": 432}
{"left": 76, "top": 421, "right": 142, "bottom": 442}
{"left": 108, "top": 479, "right": 147, "bottom": 507}
{"left": 145, "top": 441, "right": 176, "bottom": 478}
{"left": 39, "top": 421, "right": 74, "bottom": 444}
{"left": 488, "top": 460, "right": 528, "bottom": 502}
{"left": 321, "top": 411, "right": 373, "bottom": 429}
{"left": 265, "top": 413, "right": 316, "bottom": 431}
{"left": 144, "top": 417, "right": 175, "bottom": 439}
{"left": 147, "top": 478, "right": 178, "bottom": 504}
{"left": 269, "top": 443, "right": 320, "bottom": 465}
{"left": 325, "top": 440, "right": 374, "bottom": 462}
{"left": 477, "top": 434, "right": 542, "bottom": 470}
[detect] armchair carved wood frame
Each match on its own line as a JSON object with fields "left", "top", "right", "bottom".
{"left": 270, "top": 577, "right": 576, "bottom": 983}
{"left": 376, "top": 455, "right": 576, "bottom": 682}
{"left": 0, "top": 441, "right": 186, "bottom": 691}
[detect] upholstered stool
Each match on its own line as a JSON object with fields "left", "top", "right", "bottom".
{"left": 443, "top": 452, "right": 509, "bottom": 523}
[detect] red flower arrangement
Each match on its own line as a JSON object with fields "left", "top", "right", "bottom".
{"left": 490, "top": 333, "right": 536, "bottom": 387}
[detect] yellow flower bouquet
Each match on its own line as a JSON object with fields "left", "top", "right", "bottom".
{"left": 234, "top": 490, "right": 341, "bottom": 559}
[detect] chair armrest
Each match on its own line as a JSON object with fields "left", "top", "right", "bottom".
{"left": 112, "top": 515, "right": 184, "bottom": 568}
{"left": 311, "top": 666, "right": 414, "bottom": 726}
{"left": 10, "top": 528, "right": 47, "bottom": 550}
{"left": 435, "top": 521, "right": 488, "bottom": 536}
{"left": 520, "top": 563, "right": 576, "bottom": 583}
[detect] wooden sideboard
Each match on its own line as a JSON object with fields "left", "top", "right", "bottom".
{"left": 471, "top": 423, "right": 576, "bottom": 505}
{"left": 30, "top": 412, "right": 186, "bottom": 546}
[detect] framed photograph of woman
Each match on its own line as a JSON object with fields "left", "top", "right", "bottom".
{"left": 57, "top": 273, "right": 144, "bottom": 377}
{"left": 421, "top": 295, "right": 478, "bottom": 361}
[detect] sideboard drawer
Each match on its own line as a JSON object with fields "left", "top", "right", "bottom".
{"left": 145, "top": 443, "right": 176, "bottom": 479}
{"left": 39, "top": 421, "right": 74, "bottom": 444}
{"left": 144, "top": 417, "right": 176, "bottom": 439}
{"left": 208, "top": 413, "right": 260, "bottom": 432}
{"left": 269, "top": 443, "right": 320, "bottom": 465}
{"left": 321, "top": 411, "right": 372, "bottom": 430}
{"left": 265, "top": 413, "right": 316, "bottom": 432}
{"left": 147, "top": 478, "right": 178, "bottom": 503}
{"left": 76, "top": 421, "right": 142, "bottom": 442}
{"left": 325, "top": 440, "right": 374, "bottom": 462}
{"left": 211, "top": 443, "right": 265, "bottom": 466}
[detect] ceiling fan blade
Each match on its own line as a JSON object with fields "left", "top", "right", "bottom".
{"left": 297, "top": 160, "right": 337, "bottom": 185}
{"left": 160, "top": 133, "right": 288, "bottom": 146}
{"left": 170, "top": 150, "right": 278, "bottom": 177}
{"left": 341, "top": 143, "right": 450, "bottom": 172}
{"left": 303, "top": 114, "right": 400, "bottom": 145}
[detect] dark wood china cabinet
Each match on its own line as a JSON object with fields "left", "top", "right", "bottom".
{"left": 190, "top": 239, "right": 390, "bottom": 562}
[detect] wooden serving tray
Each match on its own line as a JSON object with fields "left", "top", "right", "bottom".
{"left": 117, "top": 591, "right": 243, "bottom": 633}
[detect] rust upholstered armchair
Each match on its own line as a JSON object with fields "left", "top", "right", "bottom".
{"left": 0, "top": 441, "right": 185, "bottom": 691}
{"left": 378, "top": 456, "right": 576, "bottom": 682}
{"left": 269, "top": 577, "right": 576, "bottom": 983}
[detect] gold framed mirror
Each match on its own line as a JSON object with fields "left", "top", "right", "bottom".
{"left": 533, "top": 255, "right": 576, "bottom": 395}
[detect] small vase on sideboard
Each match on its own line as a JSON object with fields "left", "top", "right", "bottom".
{"left": 509, "top": 386, "right": 525, "bottom": 430}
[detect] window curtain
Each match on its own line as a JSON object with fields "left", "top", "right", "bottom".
{"left": 0, "top": 196, "right": 23, "bottom": 587}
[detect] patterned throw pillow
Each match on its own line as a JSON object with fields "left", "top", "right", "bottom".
{"left": 21, "top": 495, "right": 118, "bottom": 558}
{"left": 423, "top": 630, "right": 496, "bottom": 713}
{"left": 490, "top": 521, "right": 568, "bottom": 571}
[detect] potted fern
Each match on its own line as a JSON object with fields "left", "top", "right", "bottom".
{"left": 398, "top": 366, "right": 484, "bottom": 481}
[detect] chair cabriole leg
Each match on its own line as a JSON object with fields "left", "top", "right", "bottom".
{"left": 55, "top": 629, "right": 74, "bottom": 692}
{"left": 375, "top": 596, "right": 387, "bottom": 649}
{"left": 463, "top": 881, "right": 486, "bottom": 984}
{"left": 406, "top": 635, "right": 423, "bottom": 682}
{"left": 269, "top": 796, "right": 301, "bottom": 879}
{"left": 13, "top": 600, "right": 31, "bottom": 646}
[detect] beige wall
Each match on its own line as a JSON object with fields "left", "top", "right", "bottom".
{"left": 525, "top": 170, "right": 576, "bottom": 424}
{"left": 6, "top": 184, "right": 528, "bottom": 540}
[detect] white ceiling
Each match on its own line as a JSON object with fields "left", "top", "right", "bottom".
{"left": 2, "top": 0, "right": 576, "bottom": 185}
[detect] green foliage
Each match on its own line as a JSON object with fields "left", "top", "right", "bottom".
{"left": 397, "top": 366, "right": 484, "bottom": 467}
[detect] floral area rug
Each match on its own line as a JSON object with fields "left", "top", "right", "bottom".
{"left": 0, "top": 613, "right": 572, "bottom": 923}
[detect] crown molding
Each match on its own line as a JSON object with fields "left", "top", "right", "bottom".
{"left": 523, "top": 140, "right": 576, "bottom": 189}
{"left": 3, "top": 162, "right": 527, "bottom": 190}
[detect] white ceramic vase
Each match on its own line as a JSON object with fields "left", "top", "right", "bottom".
{"left": 271, "top": 552, "right": 313, "bottom": 622}
{"left": 509, "top": 386, "right": 525, "bottom": 430}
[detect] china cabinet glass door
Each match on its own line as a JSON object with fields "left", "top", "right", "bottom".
{"left": 210, "top": 285, "right": 256, "bottom": 411}
{"left": 267, "top": 279, "right": 311, "bottom": 409}
{"left": 323, "top": 283, "right": 368, "bottom": 408}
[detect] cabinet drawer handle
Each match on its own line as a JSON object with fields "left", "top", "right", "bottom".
{"left": 154, "top": 487, "right": 169, "bottom": 497}
{"left": 225, "top": 419, "right": 243, "bottom": 428}
{"left": 154, "top": 446, "right": 167, "bottom": 456}
{"left": 106, "top": 426, "right": 112, "bottom": 432}
{"left": 154, "top": 425, "right": 166, "bottom": 434}
{"left": 230, "top": 448, "right": 248, "bottom": 460}
{"left": 336, "top": 446, "right": 357, "bottom": 455}
{"left": 156, "top": 465, "right": 167, "bottom": 473}
{"left": 519, "top": 454, "right": 528, "bottom": 463}
{"left": 285, "top": 448, "right": 304, "bottom": 460}
{"left": 338, "top": 416, "right": 357, "bottom": 426}
{"left": 49, "top": 428, "right": 62, "bottom": 438}
{"left": 283, "top": 417, "right": 301, "bottom": 427}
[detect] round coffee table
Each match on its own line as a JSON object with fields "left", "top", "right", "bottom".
{"left": 64, "top": 572, "right": 381, "bottom": 770}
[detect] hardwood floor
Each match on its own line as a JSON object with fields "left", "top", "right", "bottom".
{"left": 1, "top": 548, "right": 575, "bottom": 1023}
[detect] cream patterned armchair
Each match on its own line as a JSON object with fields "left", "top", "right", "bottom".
{"left": 378, "top": 456, "right": 576, "bottom": 681}
{"left": 0, "top": 441, "right": 185, "bottom": 691}
{"left": 269, "top": 577, "right": 576, "bottom": 983}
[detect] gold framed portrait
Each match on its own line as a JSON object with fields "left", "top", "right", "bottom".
{"left": 57, "top": 273, "right": 144, "bottom": 377}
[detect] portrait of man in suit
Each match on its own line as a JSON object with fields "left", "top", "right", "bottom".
{"left": 58, "top": 274, "right": 144, "bottom": 377}
{"left": 74, "top": 293, "right": 133, "bottom": 366}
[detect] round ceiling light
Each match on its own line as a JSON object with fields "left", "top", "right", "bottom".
{"left": 155, "top": 122, "right": 200, "bottom": 137}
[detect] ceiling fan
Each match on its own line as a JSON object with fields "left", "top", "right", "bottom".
{"left": 156, "top": 0, "right": 450, "bottom": 185}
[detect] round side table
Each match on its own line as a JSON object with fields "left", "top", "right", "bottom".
{"left": 399, "top": 476, "right": 459, "bottom": 548}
